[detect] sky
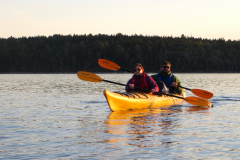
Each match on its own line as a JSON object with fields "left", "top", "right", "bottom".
{"left": 1, "top": 0, "right": 240, "bottom": 40}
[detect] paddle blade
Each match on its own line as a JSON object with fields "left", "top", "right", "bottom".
{"left": 191, "top": 89, "right": 214, "bottom": 99}
{"left": 77, "top": 71, "right": 103, "bottom": 82}
{"left": 184, "top": 96, "right": 209, "bottom": 107}
{"left": 98, "top": 59, "right": 121, "bottom": 70}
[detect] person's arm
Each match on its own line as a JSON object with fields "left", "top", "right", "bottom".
{"left": 146, "top": 76, "right": 159, "bottom": 92}
{"left": 171, "top": 75, "right": 182, "bottom": 94}
{"left": 125, "top": 79, "right": 133, "bottom": 92}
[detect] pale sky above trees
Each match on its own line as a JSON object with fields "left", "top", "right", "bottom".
{"left": 1, "top": 0, "right": 239, "bottom": 40}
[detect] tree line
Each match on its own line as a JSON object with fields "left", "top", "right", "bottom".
{"left": 0, "top": 33, "right": 240, "bottom": 73}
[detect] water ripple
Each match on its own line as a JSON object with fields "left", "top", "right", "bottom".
{"left": 1, "top": 73, "right": 240, "bottom": 159}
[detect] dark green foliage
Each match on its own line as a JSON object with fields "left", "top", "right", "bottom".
{"left": 0, "top": 34, "right": 240, "bottom": 73}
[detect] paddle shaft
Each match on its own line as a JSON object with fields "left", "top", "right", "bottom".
{"left": 120, "top": 68, "right": 132, "bottom": 72}
{"left": 161, "top": 80, "right": 191, "bottom": 91}
{"left": 103, "top": 79, "right": 185, "bottom": 100}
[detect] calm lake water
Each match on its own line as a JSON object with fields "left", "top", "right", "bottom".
{"left": 1, "top": 73, "right": 240, "bottom": 159}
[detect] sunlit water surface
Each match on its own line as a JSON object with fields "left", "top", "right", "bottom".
{"left": 1, "top": 73, "right": 240, "bottom": 159}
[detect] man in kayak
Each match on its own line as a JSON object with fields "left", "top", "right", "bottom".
{"left": 151, "top": 61, "right": 182, "bottom": 95}
{"left": 125, "top": 63, "right": 159, "bottom": 94}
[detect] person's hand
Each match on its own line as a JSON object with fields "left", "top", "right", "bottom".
{"left": 171, "top": 82, "right": 178, "bottom": 87}
{"left": 151, "top": 89, "right": 157, "bottom": 93}
{"left": 129, "top": 84, "right": 134, "bottom": 89}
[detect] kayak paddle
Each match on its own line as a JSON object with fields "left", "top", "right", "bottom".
{"left": 77, "top": 71, "right": 210, "bottom": 107}
{"left": 98, "top": 59, "right": 131, "bottom": 72}
{"left": 98, "top": 59, "right": 213, "bottom": 99}
{"left": 161, "top": 81, "right": 213, "bottom": 99}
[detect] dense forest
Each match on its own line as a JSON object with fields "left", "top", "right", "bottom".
{"left": 0, "top": 33, "right": 240, "bottom": 73}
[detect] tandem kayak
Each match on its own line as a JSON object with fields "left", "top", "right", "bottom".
{"left": 103, "top": 89, "right": 186, "bottom": 112}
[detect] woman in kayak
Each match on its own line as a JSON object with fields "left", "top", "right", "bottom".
{"left": 125, "top": 63, "right": 159, "bottom": 94}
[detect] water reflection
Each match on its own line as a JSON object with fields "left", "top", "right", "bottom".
{"left": 186, "top": 106, "right": 210, "bottom": 112}
{"left": 105, "top": 107, "right": 182, "bottom": 148}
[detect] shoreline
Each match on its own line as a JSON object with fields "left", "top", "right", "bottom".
{"left": 1, "top": 72, "right": 240, "bottom": 74}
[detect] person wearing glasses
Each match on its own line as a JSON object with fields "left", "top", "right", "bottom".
{"left": 151, "top": 61, "right": 182, "bottom": 95}
{"left": 125, "top": 63, "right": 159, "bottom": 94}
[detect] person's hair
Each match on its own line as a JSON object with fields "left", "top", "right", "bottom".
{"left": 161, "top": 61, "right": 171, "bottom": 67}
{"left": 132, "top": 63, "right": 144, "bottom": 73}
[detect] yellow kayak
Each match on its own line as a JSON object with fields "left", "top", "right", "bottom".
{"left": 103, "top": 89, "right": 186, "bottom": 112}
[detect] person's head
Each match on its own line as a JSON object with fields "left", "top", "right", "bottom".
{"left": 132, "top": 63, "right": 144, "bottom": 76}
{"left": 161, "top": 61, "right": 171, "bottom": 73}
